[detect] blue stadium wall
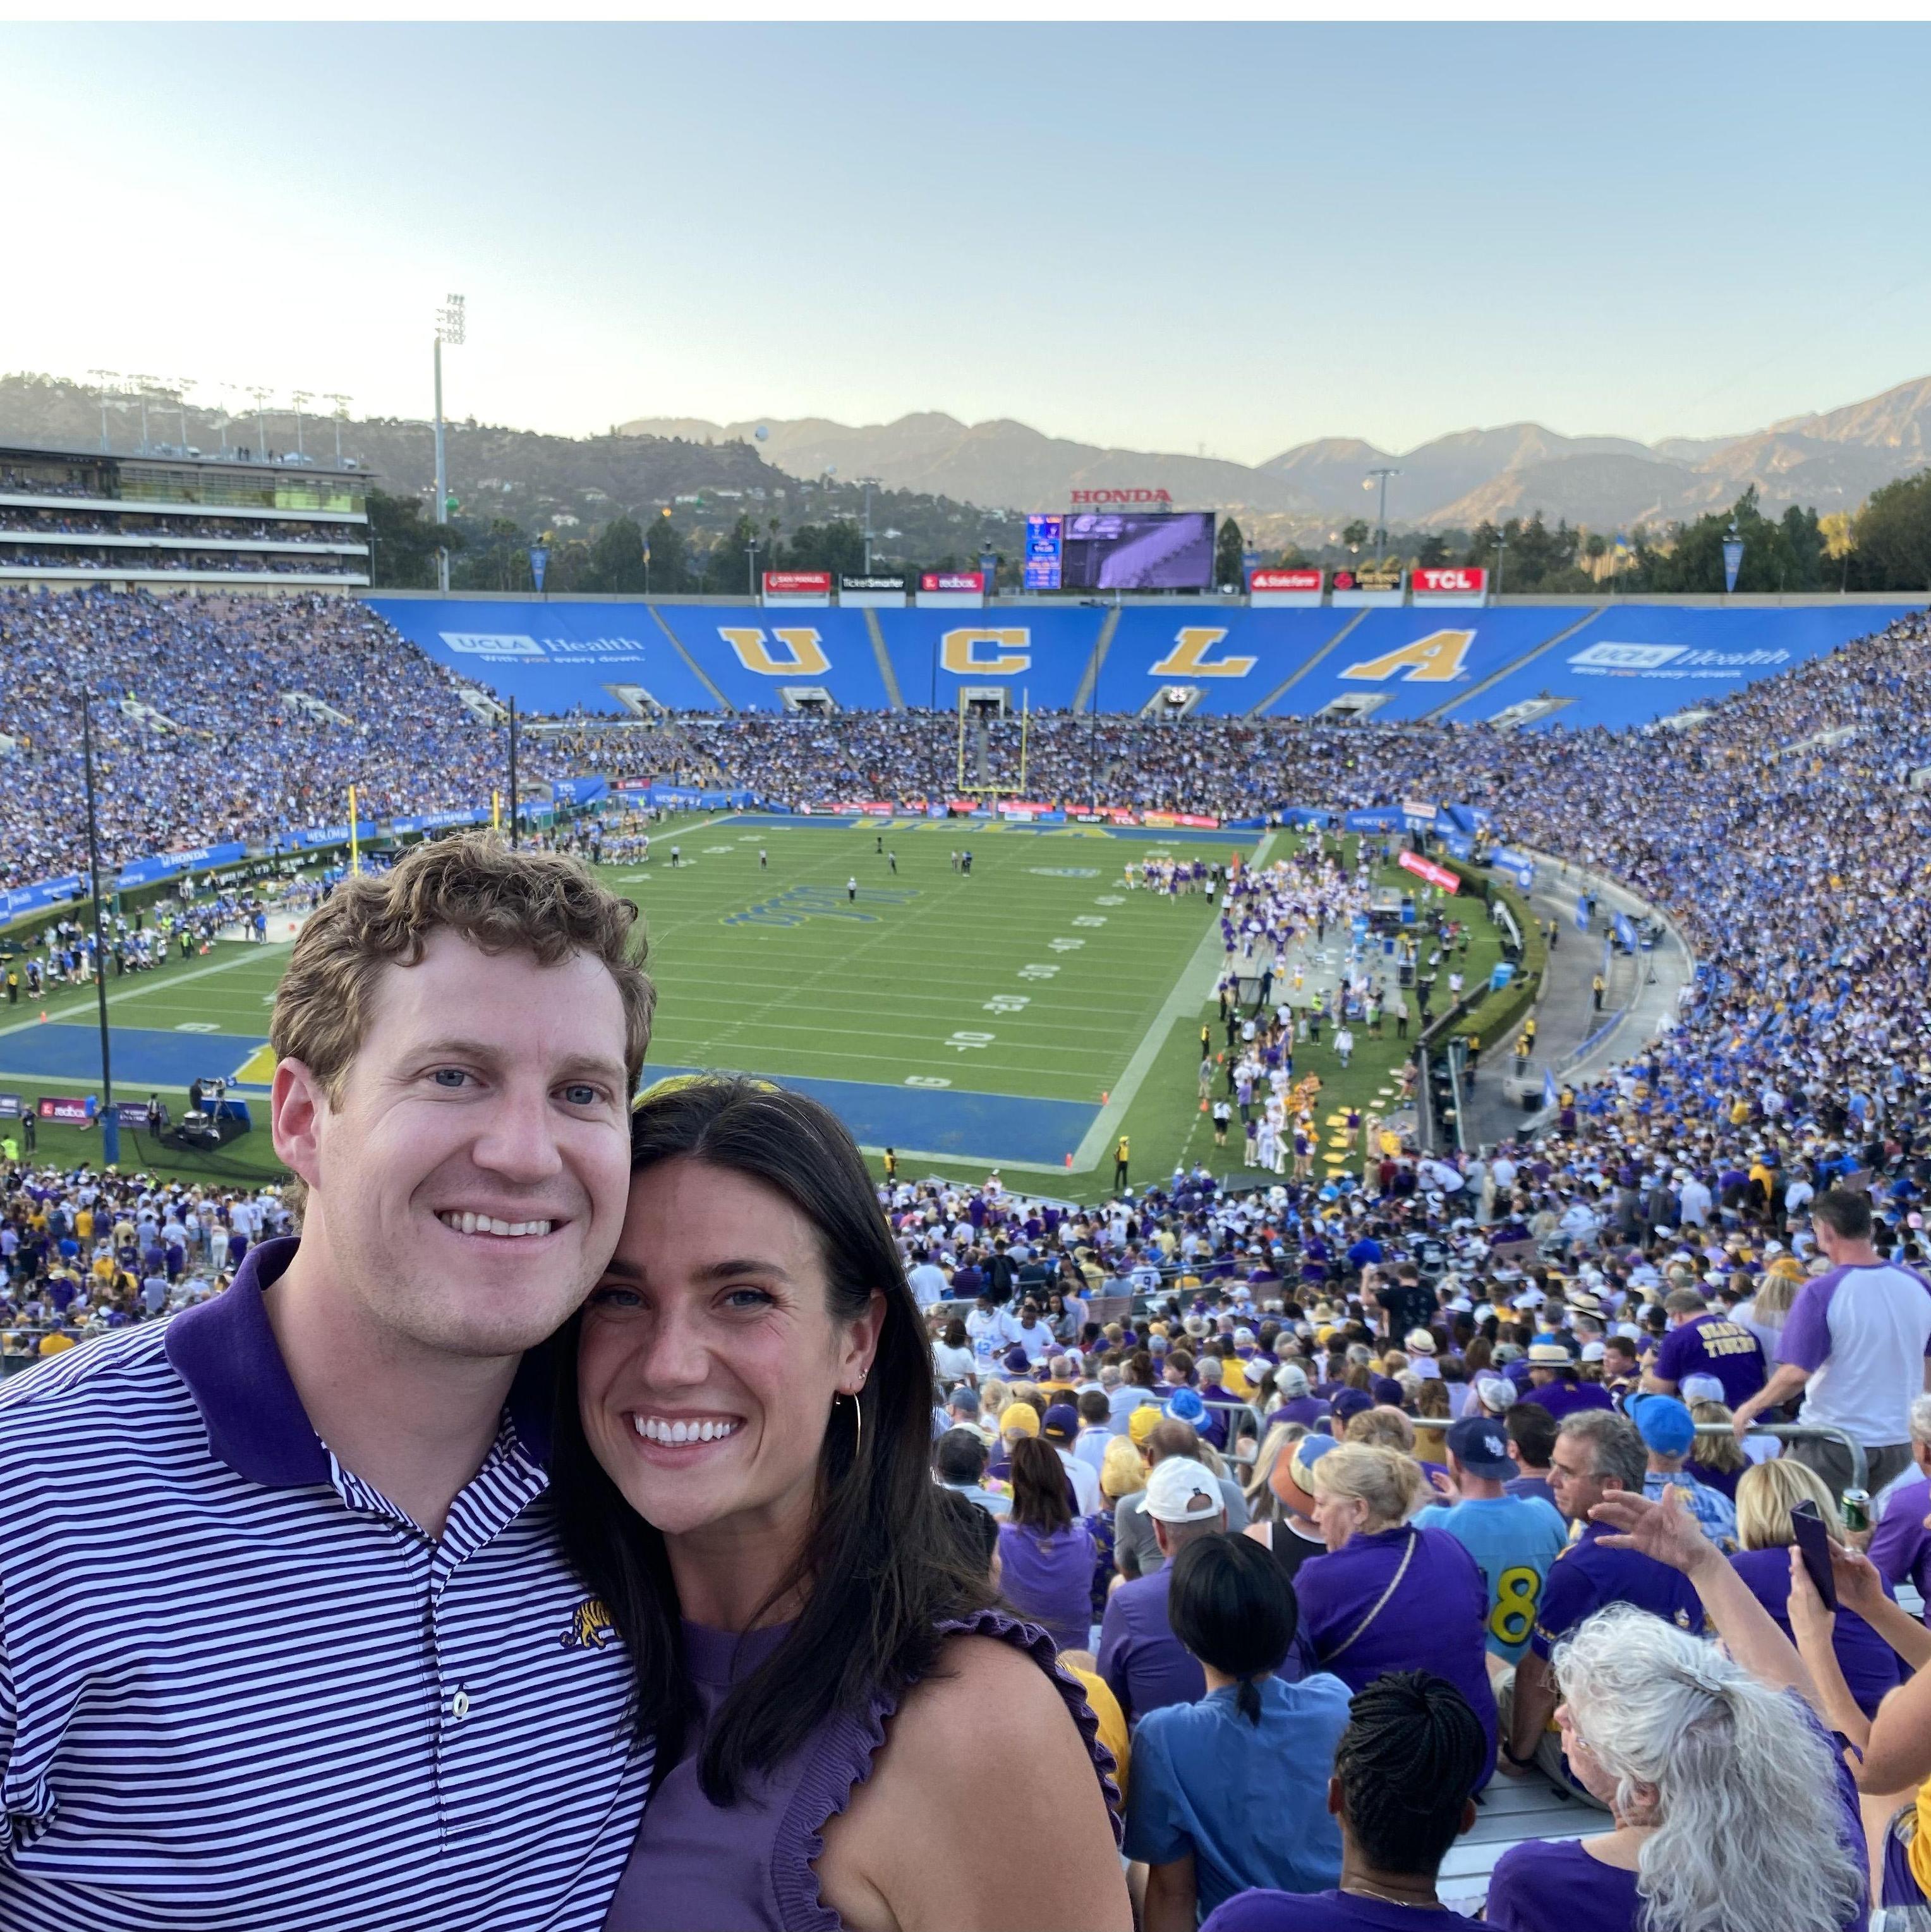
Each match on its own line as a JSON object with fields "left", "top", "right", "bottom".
{"left": 365, "top": 597, "right": 1919, "bottom": 731}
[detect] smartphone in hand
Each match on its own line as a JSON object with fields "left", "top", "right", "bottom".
{"left": 1791, "top": 1499, "right": 1838, "bottom": 1612}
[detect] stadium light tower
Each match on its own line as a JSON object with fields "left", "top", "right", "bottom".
{"left": 247, "top": 386, "right": 272, "bottom": 462}
{"left": 87, "top": 372, "right": 123, "bottom": 453}
{"left": 434, "top": 295, "right": 466, "bottom": 595}
{"left": 1365, "top": 468, "right": 1401, "bottom": 565}
{"left": 291, "top": 392, "right": 311, "bottom": 461}
{"left": 325, "top": 393, "right": 352, "bottom": 468}
{"left": 859, "top": 476, "right": 881, "bottom": 572}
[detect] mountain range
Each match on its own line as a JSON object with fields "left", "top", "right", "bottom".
{"left": 625, "top": 374, "right": 1931, "bottom": 538}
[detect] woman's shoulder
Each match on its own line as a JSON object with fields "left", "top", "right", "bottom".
{"left": 894, "top": 1610, "right": 1118, "bottom": 1803}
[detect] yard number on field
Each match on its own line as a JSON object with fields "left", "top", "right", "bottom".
{"left": 984, "top": 994, "right": 1029, "bottom": 1014}
{"left": 1019, "top": 964, "right": 1060, "bottom": 980}
{"left": 946, "top": 1031, "right": 995, "bottom": 1052}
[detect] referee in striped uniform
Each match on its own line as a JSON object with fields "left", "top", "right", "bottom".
{"left": 0, "top": 837, "right": 657, "bottom": 1931}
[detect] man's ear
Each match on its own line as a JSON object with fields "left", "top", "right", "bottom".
{"left": 271, "top": 1058, "right": 327, "bottom": 1192}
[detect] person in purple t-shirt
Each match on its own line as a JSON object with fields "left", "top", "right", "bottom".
{"left": 1643, "top": 1286, "right": 1767, "bottom": 1409}
{"left": 1199, "top": 1671, "right": 1489, "bottom": 1932}
{"left": 1868, "top": 1394, "right": 1931, "bottom": 1620}
{"left": 1296, "top": 1445, "right": 1498, "bottom": 1784}
{"left": 1485, "top": 1490, "right": 1869, "bottom": 1932}
{"left": 1501, "top": 1411, "right": 1705, "bottom": 1788}
{"left": 1099, "top": 1457, "right": 1227, "bottom": 1725}
{"left": 1519, "top": 1342, "right": 1614, "bottom": 1419}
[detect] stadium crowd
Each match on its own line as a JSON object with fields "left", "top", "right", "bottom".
{"left": 0, "top": 590, "right": 505, "bottom": 885}
{"left": 900, "top": 1147, "right": 1931, "bottom": 1927}
{"left": 3, "top": 588, "right": 1931, "bottom": 1921}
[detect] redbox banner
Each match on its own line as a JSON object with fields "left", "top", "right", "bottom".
{"left": 1411, "top": 566, "right": 1488, "bottom": 598}
{"left": 762, "top": 570, "right": 832, "bottom": 595}
{"left": 920, "top": 571, "right": 984, "bottom": 593}
{"left": 37, "top": 1095, "right": 93, "bottom": 1124}
{"left": 1398, "top": 850, "right": 1461, "bottom": 894}
{"left": 1247, "top": 569, "right": 1324, "bottom": 594}
{"left": 1173, "top": 813, "right": 1221, "bottom": 829}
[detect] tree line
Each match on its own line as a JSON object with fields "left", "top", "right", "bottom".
{"left": 1253, "top": 476, "right": 1931, "bottom": 595}
{"left": 371, "top": 475, "right": 1931, "bottom": 598}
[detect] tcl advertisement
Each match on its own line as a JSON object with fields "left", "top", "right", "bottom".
{"left": 762, "top": 570, "right": 832, "bottom": 601}
{"left": 1397, "top": 850, "right": 1461, "bottom": 894}
{"left": 1411, "top": 566, "right": 1489, "bottom": 605}
{"left": 1248, "top": 567, "right": 1324, "bottom": 607}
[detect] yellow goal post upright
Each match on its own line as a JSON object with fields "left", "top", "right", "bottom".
{"left": 953, "top": 686, "right": 1029, "bottom": 799}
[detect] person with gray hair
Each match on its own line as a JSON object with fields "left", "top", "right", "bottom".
{"left": 1266, "top": 1359, "right": 1333, "bottom": 1433}
{"left": 1498, "top": 1410, "right": 1707, "bottom": 1788}
{"left": 1868, "top": 1390, "right": 1931, "bottom": 1617}
{"left": 1484, "top": 1492, "right": 1868, "bottom": 1932}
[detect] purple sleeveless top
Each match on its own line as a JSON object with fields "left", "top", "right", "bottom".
{"left": 602, "top": 1607, "right": 1120, "bottom": 1931}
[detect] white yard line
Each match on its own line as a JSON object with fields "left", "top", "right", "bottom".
{"left": 1071, "top": 832, "right": 1275, "bottom": 1172}
{"left": 0, "top": 940, "right": 294, "bottom": 1042}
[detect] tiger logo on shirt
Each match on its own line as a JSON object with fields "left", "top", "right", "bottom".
{"left": 560, "top": 1596, "right": 618, "bottom": 1649}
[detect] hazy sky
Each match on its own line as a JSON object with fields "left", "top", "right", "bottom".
{"left": 5, "top": 22, "right": 1928, "bottom": 463}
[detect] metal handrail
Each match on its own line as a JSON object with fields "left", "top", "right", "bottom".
{"left": 1690, "top": 1418, "right": 1867, "bottom": 1495}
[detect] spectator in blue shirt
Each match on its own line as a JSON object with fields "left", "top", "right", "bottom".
{"left": 1627, "top": 1393, "right": 1739, "bottom": 1551}
{"left": 1126, "top": 1533, "right": 1352, "bottom": 1930}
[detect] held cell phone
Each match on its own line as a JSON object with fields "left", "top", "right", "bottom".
{"left": 1791, "top": 1499, "right": 1838, "bottom": 1612}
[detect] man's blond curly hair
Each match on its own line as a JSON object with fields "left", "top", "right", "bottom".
{"left": 272, "top": 830, "right": 653, "bottom": 1128}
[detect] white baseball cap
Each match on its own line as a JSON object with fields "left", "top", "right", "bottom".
{"left": 1144, "top": 1457, "right": 1225, "bottom": 1524}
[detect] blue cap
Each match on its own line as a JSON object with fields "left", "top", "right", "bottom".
{"left": 1166, "top": 1387, "right": 1207, "bottom": 1423}
{"left": 1628, "top": 1392, "right": 1696, "bottom": 1458}
{"left": 1446, "top": 1415, "right": 1515, "bottom": 1480}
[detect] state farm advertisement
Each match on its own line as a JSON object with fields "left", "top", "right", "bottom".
{"left": 1411, "top": 566, "right": 1489, "bottom": 600}
{"left": 1248, "top": 569, "right": 1324, "bottom": 594}
{"left": 1398, "top": 850, "right": 1462, "bottom": 894}
{"left": 762, "top": 571, "right": 832, "bottom": 595}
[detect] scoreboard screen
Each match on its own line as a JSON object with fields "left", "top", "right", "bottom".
{"left": 1024, "top": 513, "right": 1063, "bottom": 590}
{"left": 1060, "top": 511, "right": 1214, "bottom": 591}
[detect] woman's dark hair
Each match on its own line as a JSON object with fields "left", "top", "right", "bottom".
{"left": 933, "top": 1485, "right": 998, "bottom": 1577}
{"left": 1333, "top": 1672, "right": 1486, "bottom": 1874}
{"left": 1166, "top": 1533, "right": 1297, "bottom": 1725}
{"left": 550, "top": 1077, "right": 995, "bottom": 1805}
{"left": 1007, "top": 1435, "right": 1073, "bottom": 1536}
{"left": 1125, "top": 1349, "right": 1156, "bottom": 1388}
{"left": 941, "top": 1316, "right": 967, "bottom": 1349}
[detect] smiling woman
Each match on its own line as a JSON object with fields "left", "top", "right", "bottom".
{"left": 551, "top": 1077, "right": 1129, "bottom": 1932}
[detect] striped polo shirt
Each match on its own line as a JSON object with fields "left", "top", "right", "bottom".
{"left": 0, "top": 1238, "right": 651, "bottom": 1931}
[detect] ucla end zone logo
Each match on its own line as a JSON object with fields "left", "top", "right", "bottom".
{"left": 1340, "top": 630, "right": 1477, "bottom": 684}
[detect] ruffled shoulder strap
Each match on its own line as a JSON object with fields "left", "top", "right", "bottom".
{"left": 770, "top": 1609, "right": 1122, "bottom": 1932}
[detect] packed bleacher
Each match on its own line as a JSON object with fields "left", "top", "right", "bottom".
{"left": 902, "top": 1151, "right": 1931, "bottom": 1926}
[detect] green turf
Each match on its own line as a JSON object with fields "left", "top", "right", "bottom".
{"left": 0, "top": 813, "right": 1506, "bottom": 1202}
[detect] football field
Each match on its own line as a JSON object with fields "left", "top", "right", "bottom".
{"left": 0, "top": 814, "right": 1490, "bottom": 1196}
